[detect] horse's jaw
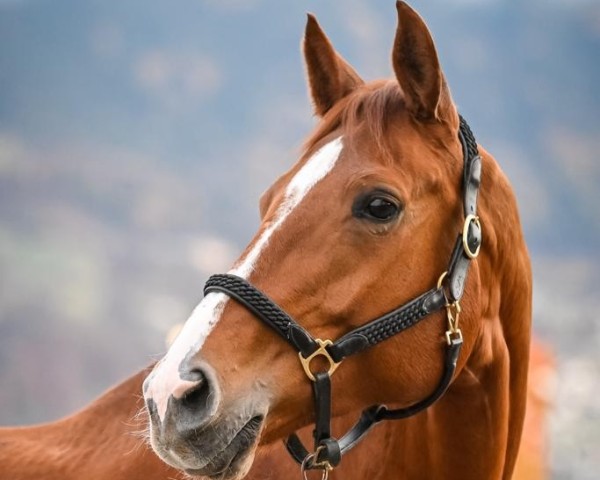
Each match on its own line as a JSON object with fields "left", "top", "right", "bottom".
{"left": 148, "top": 400, "right": 267, "bottom": 480}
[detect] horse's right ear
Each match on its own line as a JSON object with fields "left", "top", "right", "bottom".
{"left": 303, "top": 14, "right": 364, "bottom": 117}
{"left": 392, "top": 1, "right": 456, "bottom": 124}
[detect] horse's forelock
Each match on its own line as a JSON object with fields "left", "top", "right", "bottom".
{"left": 303, "top": 80, "right": 405, "bottom": 163}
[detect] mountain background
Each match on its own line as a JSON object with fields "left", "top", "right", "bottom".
{"left": 0, "top": 0, "right": 598, "bottom": 478}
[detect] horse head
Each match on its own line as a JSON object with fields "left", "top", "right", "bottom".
{"left": 143, "top": 3, "right": 530, "bottom": 479}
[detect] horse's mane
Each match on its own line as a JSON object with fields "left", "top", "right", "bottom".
{"left": 304, "top": 80, "right": 405, "bottom": 162}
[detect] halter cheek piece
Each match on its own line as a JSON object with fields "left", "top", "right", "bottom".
{"left": 204, "top": 116, "right": 482, "bottom": 477}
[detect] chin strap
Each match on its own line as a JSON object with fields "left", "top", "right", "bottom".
{"left": 203, "top": 115, "right": 481, "bottom": 475}
{"left": 285, "top": 336, "right": 462, "bottom": 472}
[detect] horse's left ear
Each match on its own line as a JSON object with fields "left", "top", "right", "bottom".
{"left": 392, "top": 1, "right": 456, "bottom": 124}
{"left": 303, "top": 13, "right": 364, "bottom": 117}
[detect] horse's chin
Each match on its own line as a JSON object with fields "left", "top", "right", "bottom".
{"left": 183, "top": 447, "right": 257, "bottom": 480}
{"left": 151, "top": 414, "right": 264, "bottom": 480}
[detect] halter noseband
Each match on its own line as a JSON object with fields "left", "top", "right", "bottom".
{"left": 204, "top": 115, "right": 482, "bottom": 476}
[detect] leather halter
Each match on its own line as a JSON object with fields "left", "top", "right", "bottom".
{"left": 204, "top": 116, "right": 482, "bottom": 476}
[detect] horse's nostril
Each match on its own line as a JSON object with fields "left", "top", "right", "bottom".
{"left": 180, "top": 374, "right": 210, "bottom": 411}
{"left": 183, "top": 368, "right": 205, "bottom": 383}
{"left": 172, "top": 366, "right": 219, "bottom": 432}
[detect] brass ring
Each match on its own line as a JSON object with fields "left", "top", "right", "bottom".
{"left": 437, "top": 271, "right": 448, "bottom": 290}
{"left": 301, "top": 446, "right": 331, "bottom": 480}
{"left": 462, "top": 214, "right": 481, "bottom": 259}
{"left": 299, "top": 339, "right": 341, "bottom": 382}
{"left": 302, "top": 468, "right": 329, "bottom": 480}
{"left": 436, "top": 271, "right": 452, "bottom": 306}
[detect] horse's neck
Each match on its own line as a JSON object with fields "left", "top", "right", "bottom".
{"left": 329, "top": 149, "right": 533, "bottom": 480}
{"left": 0, "top": 367, "right": 172, "bottom": 480}
{"left": 462, "top": 147, "right": 532, "bottom": 478}
{"left": 391, "top": 148, "right": 532, "bottom": 480}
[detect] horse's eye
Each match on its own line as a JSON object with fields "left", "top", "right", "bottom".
{"left": 353, "top": 193, "right": 401, "bottom": 223}
{"left": 366, "top": 198, "right": 398, "bottom": 220}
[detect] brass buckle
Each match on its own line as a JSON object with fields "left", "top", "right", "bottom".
{"left": 301, "top": 446, "right": 333, "bottom": 480}
{"left": 299, "top": 339, "right": 341, "bottom": 382}
{"left": 462, "top": 214, "right": 481, "bottom": 259}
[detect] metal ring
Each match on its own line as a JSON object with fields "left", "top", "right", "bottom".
{"left": 437, "top": 271, "right": 448, "bottom": 290}
{"left": 302, "top": 468, "right": 329, "bottom": 480}
{"left": 298, "top": 339, "right": 341, "bottom": 382}
{"left": 462, "top": 214, "right": 481, "bottom": 259}
{"left": 436, "top": 271, "right": 452, "bottom": 306}
{"left": 301, "top": 447, "right": 331, "bottom": 480}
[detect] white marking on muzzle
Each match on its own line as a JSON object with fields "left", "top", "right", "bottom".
{"left": 145, "top": 137, "right": 344, "bottom": 422}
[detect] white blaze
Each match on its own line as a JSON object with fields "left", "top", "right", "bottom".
{"left": 146, "top": 137, "right": 344, "bottom": 421}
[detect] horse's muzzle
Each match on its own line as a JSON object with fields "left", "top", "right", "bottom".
{"left": 180, "top": 415, "right": 264, "bottom": 478}
{"left": 145, "top": 361, "right": 266, "bottom": 479}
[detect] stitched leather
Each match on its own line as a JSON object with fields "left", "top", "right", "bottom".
{"left": 204, "top": 276, "right": 318, "bottom": 357}
{"left": 205, "top": 274, "right": 448, "bottom": 362}
{"left": 460, "top": 115, "right": 480, "bottom": 182}
{"left": 328, "top": 288, "right": 446, "bottom": 362}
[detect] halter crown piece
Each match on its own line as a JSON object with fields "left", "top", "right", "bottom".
{"left": 204, "top": 116, "right": 482, "bottom": 478}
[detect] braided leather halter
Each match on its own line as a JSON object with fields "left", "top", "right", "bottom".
{"left": 204, "top": 116, "right": 482, "bottom": 477}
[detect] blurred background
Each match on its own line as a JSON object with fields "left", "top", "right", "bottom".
{"left": 0, "top": 0, "right": 598, "bottom": 478}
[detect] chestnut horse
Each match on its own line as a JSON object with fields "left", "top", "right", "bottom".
{"left": 143, "top": 2, "right": 532, "bottom": 480}
{"left": 0, "top": 341, "right": 552, "bottom": 479}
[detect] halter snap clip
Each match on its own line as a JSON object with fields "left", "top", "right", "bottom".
{"left": 437, "top": 271, "right": 463, "bottom": 345}
{"left": 444, "top": 301, "right": 462, "bottom": 345}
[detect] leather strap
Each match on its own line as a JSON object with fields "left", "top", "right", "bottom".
{"left": 204, "top": 275, "right": 318, "bottom": 358}
{"left": 204, "top": 275, "right": 448, "bottom": 362}
{"left": 204, "top": 115, "right": 480, "bottom": 471}
{"left": 443, "top": 116, "right": 481, "bottom": 303}
{"left": 312, "top": 373, "right": 341, "bottom": 467}
{"left": 447, "top": 236, "right": 470, "bottom": 302}
{"left": 285, "top": 405, "right": 383, "bottom": 466}
{"left": 328, "top": 287, "right": 447, "bottom": 362}
{"left": 285, "top": 337, "right": 462, "bottom": 466}
{"left": 375, "top": 336, "right": 462, "bottom": 420}
{"left": 313, "top": 373, "right": 333, "bottom": 444}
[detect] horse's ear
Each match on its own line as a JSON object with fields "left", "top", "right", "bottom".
{"left": 303, "top": 13, "right": 364, "bottom": 117}
{"left": 392, "top": 1, "right": 455, "bottom": 123}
